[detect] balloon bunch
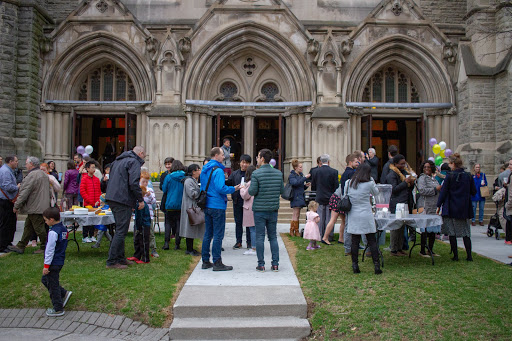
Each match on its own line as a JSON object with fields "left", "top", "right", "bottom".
{"left": 76, "top": 145, "right": 94, "bottom": 158}
{"left": 428, "top": 138, "right": 452, "bottom": 166}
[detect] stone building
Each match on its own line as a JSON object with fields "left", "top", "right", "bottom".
{"left": 0, "top": 0, "right": 511, "bottom": 177}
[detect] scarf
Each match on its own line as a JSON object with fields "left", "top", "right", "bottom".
{"left": 389, "top": 163, "right": 413, "bottom": 182}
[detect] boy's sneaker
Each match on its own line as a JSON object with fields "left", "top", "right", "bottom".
{"left": 127, "top": 257, "right": 139, "bottom": 261}
{"left": 135, "top": 260, "right": 149, "bottom": 264}
{"left": 151, "top": 250, "right": 160, "bottom": 258}
{"left": 256, "top": 266, "right": 265, "bottom": 272}
{"left": 62, "top": 291, "right": 73, "bottom": 308}
{"left": 46, "top": 308, "right": 64, "bottom": 317}
{"left": 90, "top": 236, "right": 97, "bottom": 242}
{"left": 271, "top": 265, "right": 279, "bottom": 272}
{"left": 243, "top": 249, "right": 256, "bottom": 255}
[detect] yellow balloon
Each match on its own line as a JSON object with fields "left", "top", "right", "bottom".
{"left": 440, "top": 150, "right": 446, "bottom": 158}
{"left": 432, "top": 144, "right": 441, "bottom": 155}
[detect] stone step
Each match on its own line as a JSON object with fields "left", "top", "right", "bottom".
{"left": 173, "top": 286, "right": 307, "bottom": 319}
{"left": 169, "top": 316, "right": 310, "bottom": 340}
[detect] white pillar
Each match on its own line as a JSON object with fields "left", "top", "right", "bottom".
{"left": 54, "top": 111, "right": 62, "bottom": 158}
{"left": 199, "top": 113, "right": 206, "bottom": 158}
{"left": 193, "top": 112, "right": 199, "bottom": 158}
{"left": 156, "top": 66, "right": 162, "bottom": 95}
{"left": 141, "top": 112, "right": 148, "bottom": 151}
{"left": 298, "top": 113, "right": 305, "bottom": 158}
{"left": 45, "top": 111, "right": 54, "bottom": 157}
{"left": 243, "top": 111, "right": 255, "bottom": 156}
{"left": 136, "top": 113, "right": 142, "bottom": 146}
{"left": 355, "top": 116, "right": 361, "bottom": 150}
{"left": 62, "top": 112, "right": 70, "bottom": 158}
{"left": 41, "top": 110, "right": 47, "bottom": 152}
{"left": 304, "top": 112, "right": 312, "bottom": 170}
{"left": 442, "top": 114, "right": 450, "bottom": 146}
{"left": 185, "top": 112, "right": 193, "bottom": 159}
{"left": 291, "top": 113, "right": 298, "bottom": 159}
{"left": 434, "top": 115, "right": 442, "bottom": 143}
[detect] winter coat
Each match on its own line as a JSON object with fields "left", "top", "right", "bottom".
{"left": 80, "top": 173, "right": 101, "bottom": 207}
{"left": 63, "top": 169, "right": 79, "bottom": 194}
{"left": 288, "top": 170, "right": 307, "bottom": 208}
{"left": 163, "top": 170, "right": 186, "bottom": 211}
{"left": 345, "top": 179, "right": 379, "bottom": 235}
{"left": 221, "top": 145, "right": 231, "bottom": 168}
{"left": 200, "top": 160, "right": 235, "bottom": 210}
{"left": 505, "top": 179, "right": 512, "bottom": 216}
{"left": 365, "top": 156, "right": 379, "bottom": 182}
{"left": 48, "top": 174, "right": 61, "bottom": 207}
{"left": 14, "top": 168, "right": 51, "bottom": 214}
{"left": 226, "top": 169, "right": 246, "bottom": 206}
{"left": 416, "top": 174, "right": 439, "bottom": 215}
{"left": 179, "top": 177, "right": 205, "bottom": 239}
{"left": 239, "top": 181, "right": 255, "bottom": 227}
{"left": 134, "top": 202, "right": 151, "bottom": 228}
{"left": 387, "top": 164, "right": 413, "bottom": 213}
{"left": 311, "top": 165, "right": 338, "bottom": 205}
{"left": 380, "top": 160, "right": 392, "bottom": 184}
{"left": 437, "top": 168, "right": 477, "bottom": 219}
{"left": 340, "top": 167, "right": 356, "bottom": 192}
{"left": 248, "top": 164, "right": 284, "bottom": 212}
{"left": 471, "top": 172, "right": 488, "bottom": 201}
{"left": 105, "top": 151, "right": 144, "bottom": 207}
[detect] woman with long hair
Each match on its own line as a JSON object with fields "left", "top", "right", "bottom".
{"left": 162, "top": 160, "right": 186, "bottom": 250}
{"left": 179, "top": 164, "right": 205, "bottom": 256}
{"left": 344, "top": 163, "right": 382, "bottom": 274}
{"left": 437, "top": 153, "right": 477, "bottom": 261}
{"left": 288, "top": 159, "right": 311, "bottom": 236}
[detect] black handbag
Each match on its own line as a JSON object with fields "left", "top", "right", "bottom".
{"left": 196, "top": 167, "right": 218, "bottom": 210}
{"left": 281, "top": 183, "right": 293, "bottom": 201}
{"left": 187, "top": 206, "right": 205, "bottom": 226}
{"left": 336, "top": 181, "right": 352, "bottom": 212}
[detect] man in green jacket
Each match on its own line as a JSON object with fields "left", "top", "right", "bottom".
{"left": 248, "top": 149, "right": 284, "bottom": 272}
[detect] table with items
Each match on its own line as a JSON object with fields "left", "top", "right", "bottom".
{"left": 60, "top": 212, "right": 115, "bottom": 251}
{"left": 362, "top": 213, "right": 443, "bottom": 266}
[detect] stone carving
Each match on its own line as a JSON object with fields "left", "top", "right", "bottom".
{"left": 39, "top": 36, "right": 53, "bottom": 54}
{"left": 307, "top": 38, "right": 319, "bottom": 56}
{"left": 391, "top": 0, "right": 402, "bottom": 16}
{"left": 145, "top": 36, "right": 160, "bottom": 60}
{"left": 340, "top": 38, "right": 353, "bottom": 56}
{"left": 443, "top": 42, "right": 457, "bottom": 64}
{"left": 447, "top": 106, "right": 457, "bottom": 116}
{"left": 242, "top": 57, "right": 256, "bottom": 76}
{"left": 96, "top": 0, "right": 108, "bottom": 13}
{"left": 179, "top": 37, "right": 191, "bottom": 54}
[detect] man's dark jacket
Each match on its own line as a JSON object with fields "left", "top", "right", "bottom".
{"left": 311, "top": 165, "right": 338, "bottom": 205}
{"left": 380, "top": 159, "right": 392, "bottom": 184}
{"left": 226, "top": 169, "right": 245, "bottom": 206}
{"left": 386, "top": 167, "right": 413, "bottom": 213}
{"left": 105, "top": 151, "right": 144, "bottom": 207}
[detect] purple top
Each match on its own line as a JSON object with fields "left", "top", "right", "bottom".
{"left": 63, "top": 169, "right": 79, "bottom": 194}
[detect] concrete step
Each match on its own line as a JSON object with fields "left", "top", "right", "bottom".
{"left": 173, "top": 286, "right": 307, "bottom": 319}
{"left": 169, "top": 317, "right": 310, "bottom": 340}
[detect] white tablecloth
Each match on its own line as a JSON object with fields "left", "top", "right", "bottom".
{"left": 375, "top": 214, "right": 442, "bottom": 233}
{"left": 60, "top": 213, "right": 115, "bottom": 227}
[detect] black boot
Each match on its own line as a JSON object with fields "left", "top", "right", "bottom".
{"left": 463, "top": 236, "right": 473, "bottom": 261}
{"left": 449, "top": 236, "right": 458, "bottom": 261}
{"left": 351, "top": 234, "right": 361, "bottom": 274}
{"left": 213, "top": 259, "right": 233, "bottom": 271}
{"left": 352, "top": 262, "right": 361, "bottom": 274}
{"left": 163, "top": 241, "right": 169, "bottom": 250}
{"left": 369, "top": 240, "right": 382, "bottom": 275}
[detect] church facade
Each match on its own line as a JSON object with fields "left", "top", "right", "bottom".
{"left": 1, "top": 0, "right": 511, "bottom": 176}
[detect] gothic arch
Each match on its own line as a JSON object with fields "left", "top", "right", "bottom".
{"left": 344, "top": 35, "right": 455, "bottom": 104}
{"left": 42, "top": 32, "right": 154, "bottom": 101}
{"left": 182, "top": 23, "right": 315, "bottom": 103}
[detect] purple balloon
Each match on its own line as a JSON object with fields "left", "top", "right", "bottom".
{"left": 82, "top": 153, "right": 89, "bottom": 158}
{"left": 269, "top": 158, "right": 276, "bottom": 167}
{"left": 428, "top": 157, "right": 435, "bottom": 162}
{"left": 444, "top": 148, "right": 453, "bottom": 157}
{"left": 429, "top": 138, "right": 437, "bottom": 147}
{"left": 77, "top": 145, "right": 85, "bottom": 154}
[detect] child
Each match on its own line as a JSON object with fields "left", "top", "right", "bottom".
{"left": 41, "top": 207, "right": 72, "bottom": 317}
{"left": 240, "top": 166, "right": 257, "bottom": 255}
{"left": 80, "top": 161, "right": 101, "bottom": 243}
{"left": 304, "top": 201, "right": 321, "bottom": 250}
{"left": 91, "top": 194, "right": 113, "bottom": 248}
{"left": 127, "top": 187, "right": 151, "bottom": 264}
{"left": 140, "top": 171, "right": 159, "bottom": 258}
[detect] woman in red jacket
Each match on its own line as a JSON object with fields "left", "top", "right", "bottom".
{"left": 80, "top": 161, "right": 102, "bottom": 243}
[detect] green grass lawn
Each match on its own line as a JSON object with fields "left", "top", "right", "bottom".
{"left": 0, "top": 232, "right": 198, "bottom": 327}
{"left": 288, "top": 234, "right": 512, "bottom": 341}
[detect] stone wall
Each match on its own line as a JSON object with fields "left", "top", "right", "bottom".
{"left": 0, "top": 2, "right": 19, "bottom": 154}
{"left": 46, "top": 0, "right": 78, "bottom": 23}
{"left": 419, "top": 0, "right": 467, "bottom": 25}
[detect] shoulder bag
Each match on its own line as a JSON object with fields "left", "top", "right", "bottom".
{"left": 336, "top": 180, "right": 352, "bottom": 212}
{"left": 281, "top": 182, "right": 294, "bottom": 201}
{"left": 187, "top": 206, "right": 205, "bottom": 226}
{"left": 196, "top": 167, "right": 218, "bottom": 210}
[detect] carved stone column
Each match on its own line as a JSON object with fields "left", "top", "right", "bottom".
{"left": 185, "top": 110, "right": 193, "bottom": 163}
{"left": 45, "top": 110, "right": 54, "bottom": 158}
{"left": 199, "top": 113, "right": 207, "bottom": 158}
{"left": 298, "top": 113, "right": 305, "bottom": 158}
{"left": 243, "top": 109, "right": 255, "bottom": 157}
{"left": 156, "top": 65, "right": 162, "bottom": 95}
{"left": 54, "top": 111, "right": 62, "bottom": 158}
{"left": 193, "top": 112, "right": 200, "bottom": 157}
{"left": 136, "top": 113, "right": 142, "bottom": 146}
{"left": 290, "top": 113, "right": 298, "bottom": 159}
{"left": 62, "top": 111, "right": 70, "bottom": 159}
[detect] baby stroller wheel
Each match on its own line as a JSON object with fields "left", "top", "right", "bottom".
{"left": 486, "top": 226, "right": 494, "bottom": 238}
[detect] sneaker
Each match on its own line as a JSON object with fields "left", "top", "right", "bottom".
{"left": 106, "top": 263, "right": 128, "bottom": 269}
{"left": 46, "top": 308, "right": 64, "bottom": 317}
{"left": 31, "top": 240, "right": 37, "bottom": 247}
{"left": 256, "top": 266, "right": 265, "bottom": 272}
{"left": 306, "top": 246, "right": 314, "bottom": 251}
{"left": 8, "top": 245, "right": 24, "bottom": 254}
{"left": 201, "top": 261, "right": 213, "bottom": 269}
{"left": 271, "top": 265, "right": 279, "bottom": 272}
{"left": 135, "top": 260, "right": 149, "bottom": 264}
{"left": 398, "top": 250, "right": 408, "bottom": 256}
{"left": 419, "top": 251, "right": 430, "bottom": 258}
{"left": 213, "top": 260, "right": 233, "bottom": 271}
{"left": 505, "top": 241, "right": 512, "bottom": 245}
{"left": 33, "top": 249, "right": 45, "bottom": 254}
{"left": 358, "top": 245, "right": 365, "bottom": 250}
{"left": 62, "top": 291, "right": 72, "bottom": 308}
{"left": 233, "top": 242, "right": 242, "bottom": 250}
{"left": 127, "top": 257, "right": 139, "bottom": 261}
{"left": 151, "top": 251, "right": 160, "bottom": 258}
{"left": 82, "top": 237, "right": 89, "bottom": 243}
{"left": 90, "top": 236, "right": 97, "bottom": 242}
{"left": 185, "top": 250, "right": 201, "bottom": 256}
{"left": 243, "top": 249, "right": 256, "bottom": 255}
{"left": 383, "top": 247, "right": 391, "bottom": 252}
{"left": 314, "top": 245, "right": 321, "bottom": 249}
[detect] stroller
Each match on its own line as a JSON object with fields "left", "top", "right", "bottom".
{"left": 487, "top": 201, "right": 502, "bottom": 239}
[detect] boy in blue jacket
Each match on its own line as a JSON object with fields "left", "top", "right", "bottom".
{"left": 42, "top": 207, "right": 72, "bottom": 317}
{"left": 128, "top": 195, "right": 152, "bottom": 264}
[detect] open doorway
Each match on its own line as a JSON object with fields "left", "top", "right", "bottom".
{"left": 254, "top": 116, "right": 282, "bottom": 170}
{"left": 217, "top": 116, "right": 243, "bottom": 171}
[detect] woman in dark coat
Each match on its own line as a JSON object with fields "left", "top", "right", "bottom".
{"left": 436, "top": 153, "right": 477, "bottom": 261}
{"left": 288, "top": 159, "right": 311, "bottom": 236}
{"left": 386, "top": 154, "right": 415, "bottom": 256}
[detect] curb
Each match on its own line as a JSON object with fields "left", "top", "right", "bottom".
{"left": 0, "top": 309, "right": 168, "bottom": 341}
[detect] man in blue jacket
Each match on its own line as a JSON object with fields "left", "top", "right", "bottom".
{"left": 201, "top": 147, "right": 240, "bottom": 271}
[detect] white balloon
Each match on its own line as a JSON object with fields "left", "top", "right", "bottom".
{"left": 439, "top": 141, "right": 446, "bottom": 151}
{"left": 85, "top": 145, "right": 94, "bottom": 154}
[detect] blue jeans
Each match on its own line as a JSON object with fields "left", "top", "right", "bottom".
{"left": 254, "top": 211, "right": 279, "bottom": 267}
{"left": 202, "top": 208, "right": 226, "bottom": 263}
{"left": 249, "top": 226, "right": 256, "bottom": 248}
{"left": 472, "top": 200, "right": 485, "bottom": 222}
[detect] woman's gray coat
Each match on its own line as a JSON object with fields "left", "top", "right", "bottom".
{"left": 180, "top": 177, "right": 205, "bottom": 239}
{"left": 416, "top": 174, "right": 439, "bottom": 215}
{"left": 345, "top": 179, "right": 379, "bottom": 235}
